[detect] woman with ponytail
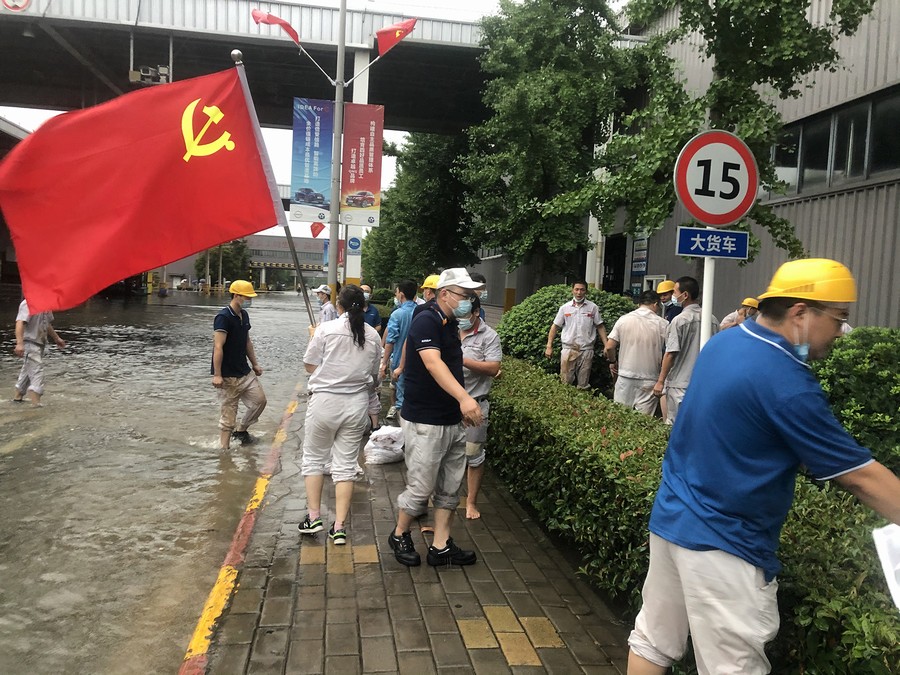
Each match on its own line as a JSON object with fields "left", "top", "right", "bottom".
{"left": 299, "top": 284, "right": 382, "bottom": 545}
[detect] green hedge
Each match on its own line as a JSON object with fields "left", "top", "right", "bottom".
{"left": 488, "top": 356, "right": 900, "bottom": 673}
{"left": 496, "top": 284, "right": 636, "bottom": 394}
{"left": 369, "top": 287, "right": 394, "bottom": 304}
{"left": 813, "top": 327, "right": 900, "bottom": 473}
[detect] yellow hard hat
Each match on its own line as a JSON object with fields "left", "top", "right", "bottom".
{"left": 228, "top": 280, "right": 257, "bottom": 297}
{"left": 656, "top": 280, "right": 675, "bottom": 294}
{"left": 757, "top": 259, "right": 856, "bottom": 303}
{"left": 741, "top": 297, "right": 759, "bottom": 309}
{"left": 421, "top": 274, "right": 440, "bottom": 290}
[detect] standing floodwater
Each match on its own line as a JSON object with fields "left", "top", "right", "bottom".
{"left": 0, "top": 291, "right": 311, "bottom": 674}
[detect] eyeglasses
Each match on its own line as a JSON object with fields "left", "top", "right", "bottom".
{"left": 810, "top": 306, "right": 849, "bottom": 327}
{"left": 445, "top": 288, "right": 476, "bottom": 302}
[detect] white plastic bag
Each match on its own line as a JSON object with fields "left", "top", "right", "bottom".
{"left": 872, "top": 523, "right": 900, "bottom": 611}
{"left": 364, "top": 426, "right": 405, "bottom": 465}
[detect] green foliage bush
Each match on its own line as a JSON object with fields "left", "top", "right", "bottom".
{"left": 812, "top": 327, "right": 900, "bottom": 473}
{"left": 489, "top": 356, "right": 900, "bottom": 673}
{"left": 496, "top": 284, "right": 636, "bottom": 394}
{"left": 369, "top": 287, "right": 393, "bottom": 305}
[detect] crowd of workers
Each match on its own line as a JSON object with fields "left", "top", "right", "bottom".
{"left": 198, "top": 257, "right": 900, "bottom": 675}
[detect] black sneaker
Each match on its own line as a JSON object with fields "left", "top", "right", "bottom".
{"left": 427, "top": 538, "right": 476, "bottom": 567}
{"left": 328, "top": 524, "right": 347, "bottom": 545}
{"left": 298, "top": 515, "right": 324, "bottom": 534}
{"left": 388, "top": 531, "right": 421, "bottom": 566}
{"left": 231, "top": 430, "right": 253, "bottom": 445}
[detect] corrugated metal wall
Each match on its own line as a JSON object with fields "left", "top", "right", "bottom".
{"left": 646, "top": 183, "right": 900, "bottom": 328}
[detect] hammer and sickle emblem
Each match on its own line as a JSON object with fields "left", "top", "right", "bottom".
{"left": 181, "top": 99, "right": 236, "bottom": 163}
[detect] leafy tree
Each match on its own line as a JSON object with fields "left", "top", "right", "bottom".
{"left": 547, "top": 0, "right": 877, "bottom": 260}
{"left": 193, "top": 239, "right": 251, "bottom": 285}
{"left": 361, "top": 133, "right": 478, "bottom": 287}
{"left": 459, "top": 0, "right": 633, "bottom": 286}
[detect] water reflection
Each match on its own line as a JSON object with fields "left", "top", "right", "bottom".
{"left": 0, "top": 291, "right": 310, "bottom": 674}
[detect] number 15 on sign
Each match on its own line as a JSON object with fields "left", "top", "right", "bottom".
{"left": 674, "top": 130, "right": 759, "bottom": 228}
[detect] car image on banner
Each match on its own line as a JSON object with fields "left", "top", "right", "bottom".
{"left": 290, "top": 98, "right": 334, "bottom": 222}
{"left": 345, "top": 190, "right": 375, "bottom": 208}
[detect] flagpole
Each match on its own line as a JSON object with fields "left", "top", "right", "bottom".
{"left": 327, "top": 0, "right": 348, "bottom": 295}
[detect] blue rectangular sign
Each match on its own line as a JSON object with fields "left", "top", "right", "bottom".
{"left": 676, "top": 226, "right": 749, "bottom": 259}
{"left": 290, "top": 98, "right": 334, "bottom": 223}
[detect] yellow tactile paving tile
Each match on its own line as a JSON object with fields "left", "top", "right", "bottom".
{"left": 484, "top": 605, "right": 523, "bottom": 633}
{"left": 520, "top": 617, "right": 565, "bottom": 648}
{"left": 497, "top": 632, "right": 541, "bottom": 666}
{"left": 326, "top": 545, "right": 354, "bottom": 574}
{"left": 457, "top": 619, "right": 499, "bottom": 649}
{"left": 352, "top": 544, "right": 379, "bottom": 564}
{"left": 300, "top": 545, "right": 325, "bottom": 565}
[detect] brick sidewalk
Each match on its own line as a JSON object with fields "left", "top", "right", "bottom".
{"left": 204, "top": 388, "right": 630, "bottom": 674}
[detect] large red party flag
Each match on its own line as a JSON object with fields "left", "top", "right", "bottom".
{"left": 251, "top": 9, "right": 301, "bottom": 46}
{"left": 0, "top": 67, "right": 285, "bottom": 312}
{"left": 376, "top": 18, "right": 417, "bottom": 57}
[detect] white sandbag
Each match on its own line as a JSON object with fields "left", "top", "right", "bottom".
{"left": 364, "top": 426, "right": 404, "bottom": 464}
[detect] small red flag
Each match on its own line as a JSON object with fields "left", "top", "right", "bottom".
{"left": 251, "top": 9, "right": 301, "bottom": 46}
{"left": 0, "top": 68, "right": 285, "bottom": 312}
{"left": 376, "top": 18, "right": 417, "bottom": 57}
{"left": 310, "top": 222, "right": 325, "bottom": 238}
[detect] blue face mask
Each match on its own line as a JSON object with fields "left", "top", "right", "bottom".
{"left": 458, "top": 317, "right": 474, "bottom": 331}
{"left": 479, "top": 291, "right": 488, "bottom": 302}
{"left": 453, "top": 299, "right": 472, "bottom": 318}
{"left": 794, "top": 343, "right": 809, "bottom": 363}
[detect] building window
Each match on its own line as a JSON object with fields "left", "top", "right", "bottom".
{"left": 870, "top": 94, "right": 900, "bottom": 175}
{"left": 832, "top": 103, "right": 868, "bottom": 184}
{"left": 800, "top": 116, "right": 830, "bottom": 191}
{"left": 773, "top": 127, "right": 800, "bottom": 194}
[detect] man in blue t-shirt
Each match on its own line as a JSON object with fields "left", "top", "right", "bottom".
{"left": 211, "top": 280, "right": 267, "bottom": 450}
{"left": 628, "top": 259, "right": 900, "bottom": 675}
{"left": 387, "top": 268, "right": 485, "bottom": 569}
{"left": 380, "top": 279, "right": 417, "bottom": 419}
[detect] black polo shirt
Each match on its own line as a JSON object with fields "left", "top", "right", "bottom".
{"left": 211, "top": 305, "right": 252, "bottom": 378}
{"left": 401, "top": 303, "right": 464, "bottom": 426}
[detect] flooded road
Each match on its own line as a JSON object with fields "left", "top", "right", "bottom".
{"left": 0, "top": 291, "right": 311, "bottom": 674}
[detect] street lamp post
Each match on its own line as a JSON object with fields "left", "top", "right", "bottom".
{"left": 326, "top": 0, "right": 348, "bottom": 295}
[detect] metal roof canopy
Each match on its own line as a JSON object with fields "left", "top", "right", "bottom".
{"left": 0, "top": 1, "right": 486, "bottom": 134}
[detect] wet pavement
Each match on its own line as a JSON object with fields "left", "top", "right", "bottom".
{"left": 200, "top": 386, "right": 631, "bottom": 674}
{"left": 0, "top": 291, "right": 311, "bottom": 674}
{"left": 0, "top": 291, "right": 631, "bottom": 673}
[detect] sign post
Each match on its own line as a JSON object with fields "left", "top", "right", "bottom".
{"left": 673, "top": 130, "right": 759, "bottom": 347}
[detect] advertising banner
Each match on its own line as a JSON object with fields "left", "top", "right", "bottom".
{"left": 340, "top": 103, "right": 384, "bottom": 227}
{"left": 290, "top": 98, "right": 333, "bottom": 223}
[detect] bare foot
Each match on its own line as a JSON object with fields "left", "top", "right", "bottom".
{"left": 466, "top": 503, "right": 481, "bottom": 519}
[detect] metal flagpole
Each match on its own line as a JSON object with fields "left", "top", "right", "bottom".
{"left": 326, "top": 0, "right": 348, "bottom": 296}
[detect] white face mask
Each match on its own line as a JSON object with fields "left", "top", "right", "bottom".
{"left": 363, "top": 292, "right": 371, "bottom": 301}
{"left": 793, "top": 312, "right": 811, "bottom": 362}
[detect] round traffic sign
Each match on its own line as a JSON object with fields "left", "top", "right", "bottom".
{"left": 348, "top": 236, "right": 361, "bottom": 251}
{"left": 673, "top": 130, "right": 759, "bottom": 228}
{"left": 2, "top": 0, "right": 32, "bottom": 10}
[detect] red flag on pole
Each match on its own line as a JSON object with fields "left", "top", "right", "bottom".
{"left": 0, "top": 67, "right": 286, "bottom": 312}
{"left": 251, "top": 9, "right": 301, "bottom": 46}
{"left": 375, "top": 18, "right": 417, "bottom": 57}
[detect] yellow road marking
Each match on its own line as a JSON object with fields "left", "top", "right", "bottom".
{"left": 244, "top": 476, "right": 270, "bottom": 513}
{"left": 183, "top": 565, "right": 239, "bottom": 660}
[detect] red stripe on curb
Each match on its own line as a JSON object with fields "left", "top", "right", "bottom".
{"left": 223, "top": 509, "right": 258, "bottom": 568}
{"left": 179, "top": 653, "right": 207, "bottom": 675}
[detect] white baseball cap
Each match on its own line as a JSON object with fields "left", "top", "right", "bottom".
{"left": 436, "top": 268, "right": 485, "bottom": 290}
{"left": 312, "top": 284, "right": 331, "bottom": 294}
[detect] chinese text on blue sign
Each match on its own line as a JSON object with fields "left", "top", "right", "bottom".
{"left": 675, "top": 226, "right": 749, "bottom": 260}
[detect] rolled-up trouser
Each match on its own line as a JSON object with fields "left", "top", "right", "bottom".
{"left": 665, "top": 386, "right": 687, "bottom": 425}
{"left": 628, "top": 534, "right": 779, "bottom": 674}
{"left": 614, "top": 376, "right": 658, "bottom": 416}
{"left": 218, "top": 372, "right": 267, "bottom": 433}
{"left": 464, "top": 399, "right": 490, "bottom": 467}
{"left": 302, "top": 390, "right": 369, "bottom": 482}
{"left": 15, "top": 346, "right": 45, "bottom": 396}
{"left": 560, "top": 346, "right": 593, "bottom": 389}
{"left": 397, "top": 418, "right": 466, "bottom": 516}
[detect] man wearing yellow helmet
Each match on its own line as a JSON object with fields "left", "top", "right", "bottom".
{"left": 628, "top": 259, "right": 900, "bottom": 675}
{"left": 211, "top": 280, "right": 267, "bottom": 450}
{"left": 719, "top": 296, "right": 759, "bottom": 330}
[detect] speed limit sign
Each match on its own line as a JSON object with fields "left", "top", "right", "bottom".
{"left": 674, "top": 130, "right": 759, "bottom": 228}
